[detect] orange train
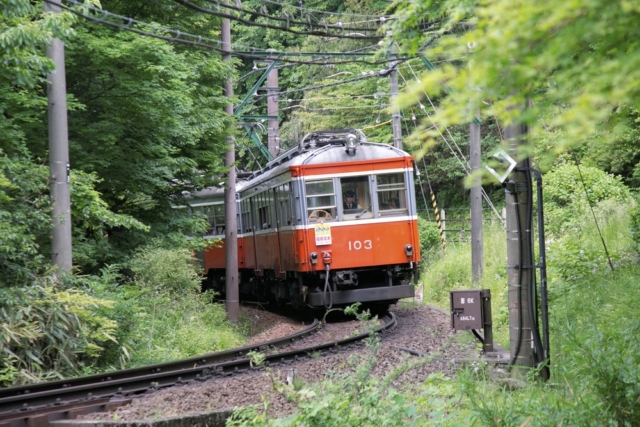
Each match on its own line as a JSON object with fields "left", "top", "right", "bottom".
{"left": 190, "top": 130, "right": 420, "bottom": 309}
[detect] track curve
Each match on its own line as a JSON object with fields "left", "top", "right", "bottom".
{"left": 0, "top": 313, "right": 396, "bottom": 427}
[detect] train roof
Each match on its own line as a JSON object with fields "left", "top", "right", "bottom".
{"left": 188, "top": 130, "right": 412, "bottom": 202}
{"left": 263, "top": 129, "right": 408, "bottom": 169}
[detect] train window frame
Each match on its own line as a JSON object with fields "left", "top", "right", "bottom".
{"left": 305, "top": 178, "right": 337, "bottom": 223}
{"left": 242, "top": 199, "right": 252, "bottom": 233}
{"left": 202, "top": 204, "right": 222, "bottom": 235}
{"left": 276, "top": 183, "right": 291, "bottom": 227}
{"left": 257, "top": 191, "right": 270, "bottom": 230}
{"left": 376, "top": 172, "right": 408, "bottom": 217}
{"left": 214, "top": 204, "right": 225, "bottom": 235}
{"left": 340, "top": 175, "right": 374, "bottom": 221}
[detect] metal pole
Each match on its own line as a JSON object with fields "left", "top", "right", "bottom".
{"left": 267, "top": 59, "right": 279, "bottom": 158}
{"left": 390, "top": 44, "right": 402, "bottom": 149}
{"left": 222, "top": 4, "right": 239, "bottom": 323}
{"left": 46, "top": 0, "right": 72, "bottom": 272}
{"left": 504, "top": 120, "right": 535, "bottom": 371}
{"left": 470, "top": 107, "right": 483, "bottom": 283}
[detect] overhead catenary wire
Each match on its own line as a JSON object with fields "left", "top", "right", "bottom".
{"left": 397, "top": 61, "right": 504, "bottom": 224}
{"left": 254, "top": 69, "right": 398, "bottom": 100}
{"left": 50, "top": 0, "right": 397, "bottom": 66}
{"left": 193, "top": 0, "right": 389, "bottom": 33}
{"left": 258, "top": 0, "right": 390, "bottom": 19}
{"left": 171, "top": 0, "right": 383, "bottom": 39}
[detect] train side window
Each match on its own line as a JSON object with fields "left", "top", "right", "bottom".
{"left": 250, "top": 196, "right": 258, "bottom": 231}
{"left": 277, "top": 184, "right": 291, "bottom": 227}
{"left": 305, "top": 179, "right": 336, "bottom": 222}
{"left": 341, "top": 175, "right": 373, "bottom": 220}
{"left": 241, "top": 199, "right": 251, "bottom": 233}
{"left": 202, "top": 205, "right": 215, "bottom": 235}
{"left": 214, "top": 204, "right": 225, "bottom": 235}
{"left": 376, "top": 173, "right": 408, "bottom": 216}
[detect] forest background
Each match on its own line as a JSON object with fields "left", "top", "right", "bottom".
{"left": 2, "top": 0, "right": 640, "bottom": 424}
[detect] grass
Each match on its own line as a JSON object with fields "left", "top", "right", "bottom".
{"left": 420, "top": 223, "right": 510, "bottom": 347}
{"left": 229, "top": 198, "right": 640, "bottom": 426}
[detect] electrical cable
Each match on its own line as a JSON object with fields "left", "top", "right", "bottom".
{"left": 323, "top": 264, "right": 333, "bottom": 309}
{"left": 572, "top": 152, "right": 615, "bottom": 272}
{"left": 254, "top": 70, "right": 393, "bottom": 100}
{"left": 523, "top": 159, "right": 545, "bottom": 366}
{"left": 195, "top": 0, "right": 388, "bottom": 33}
{"left": 259, "top": 0, "right": 389, "bottom": 19}
{"left": 509, "top": 186, "right": 524, "bottom": 366}
{"left": 399, "top": 55, "right": 504, "bottom": 224}
{"left": 471, "top": 329, "right": 485, "bottom": 344}
{"left": 171, "top": 0, "right": 383, "bottom": 39}
{"left": 51, "top": 0, "right": 394, "bottom": 66}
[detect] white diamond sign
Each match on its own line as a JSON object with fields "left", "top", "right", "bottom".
{"left": 485, "top": 149, "right": 517, "bottom": 183}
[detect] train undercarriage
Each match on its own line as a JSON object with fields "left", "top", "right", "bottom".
{"left": 204, "top": 264, "right": 418, "bottom": 310}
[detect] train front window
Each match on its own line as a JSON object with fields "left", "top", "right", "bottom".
{"left": 341, "top": 176, "right": 373, "bottom": 220}
{"left": 305, "top": 179, "right": 336, "bottom": 222}
{"left": 376, "top": 173, "right": 407, "bottom": 216}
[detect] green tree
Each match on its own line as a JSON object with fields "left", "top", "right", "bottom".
{"left": 389, "top": 0, "right": 640, "bottom": 174}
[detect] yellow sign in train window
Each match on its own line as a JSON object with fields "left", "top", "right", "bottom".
{"left": 314, "top": 223, "right": 332, "bottom": 246}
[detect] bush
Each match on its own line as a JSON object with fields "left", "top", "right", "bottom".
{"left": 119, "top": 244, "right": 243, "bottom": 365}
{"left": 417, "top": 215, "right": 442, "bottom": 256}
{"left": 547, "top": 198, "right": 635, "bottom": 286}
{"left": 127, "top": 242, "right": 203, "bottom": 296}
{"left": 543, "top": 163, "right": 631, "bottom": 236}
{"left": 0, "top": 274, "right": 120, "bottom": 385}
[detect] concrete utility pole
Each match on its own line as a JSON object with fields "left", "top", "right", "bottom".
{"left": 267, "top": 61, "right": 279, "bottom": 158}
{"left": 222, "top": 5, "right": 239, "bottom": 323}
{"left": 504, "top": 120, "right": 535, "bottom": 370}
{"left": 470, "top": 108, "right": 483, "bottom": 283}
{"left": 46, "top": 0, "right": 72, "bottom": 272}
{"left": 389, "top": 44, "right": 402, "bottom": 150}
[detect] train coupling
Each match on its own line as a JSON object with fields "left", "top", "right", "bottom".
{"left": 335, "top": 270, "right": 359, "bottom": 286}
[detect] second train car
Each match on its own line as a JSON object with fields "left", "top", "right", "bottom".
{"left": 189, "top": 130, "right": 420, "bottom": 309}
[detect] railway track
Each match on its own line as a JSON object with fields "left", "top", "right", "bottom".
{"left": 0, "top": 313, "right": 396, "bottom": 427}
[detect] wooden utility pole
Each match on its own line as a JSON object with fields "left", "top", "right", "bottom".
{"left": 222, "top": 4, "right": 239, "bottom": 323}
{"left": 504, "top": 120, "right": 535, "bottom": 370}
{"left": 267, "top": 60, "right": 279, "bottom": 157}
{"left": 390, "top": 44, "right": 402, "bottom": 149}
{"left": 470, "top": 109, "right": 483, "bottom": 283}
{"left": 46, "top": 0, "right": 72, "bottom": 272}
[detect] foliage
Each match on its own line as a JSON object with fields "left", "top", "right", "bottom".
{"left": 0, "top": 0, "right": 75, "bottom": 87}
{"left": 629, "top": 199, "right": 640, "bottom": 252}
{"left": 61, "top": 22, "right": 233, "bottom": 269}
{"left": 118, "top": 244, "right": 243, "bottom": 365}
{"left": 453, "top": 265, "right": 640, "bottom": 427}
{"left": 0, "top": 153, "right": 51, "bottom": 285}
{"left": 0, "top": 274, "right": 120, "bottom": 386}
{"left": 543, "top": 163, "right": 632, "bottom": 236}
{"left": 547, "top": 198, "right": 635, "bottom": 286}
{"left": 389, "top": 0, "right": 640, "bottom": 177}
{"left": 417, "top": 214, "right": 441, "bottom": 255}
{"left": 127, "top": 243, "right": 202, "bottom": 295}
{"left": 71, "top": 170, "right": 149, "bottom": 270}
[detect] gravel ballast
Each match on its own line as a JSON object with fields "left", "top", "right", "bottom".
{"left": 77, "top": 303, "right": 477, "bottom": 423}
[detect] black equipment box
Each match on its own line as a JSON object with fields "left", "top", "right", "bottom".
{"left": 450, "top": 289, "right": 484, "bottom": 330}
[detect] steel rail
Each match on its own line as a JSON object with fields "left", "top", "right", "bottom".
{"left": 0, "top": 319, "right": 319, "bottom": 409}
{"left": 0, "top": 313, "right": 395, "bottom": 426}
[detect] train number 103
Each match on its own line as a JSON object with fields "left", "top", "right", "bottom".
{"left": 348, "top": 240, "right": 373, "bottom": 250}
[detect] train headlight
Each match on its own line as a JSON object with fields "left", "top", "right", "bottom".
{"left": 404, "top": 244, "right": 414, "bottom": 257}
{"left": 345, "top": 134, "right": 358, "bottom": 155}
{"left": 310, "top": 252, "right": 319, "bottom": 265}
